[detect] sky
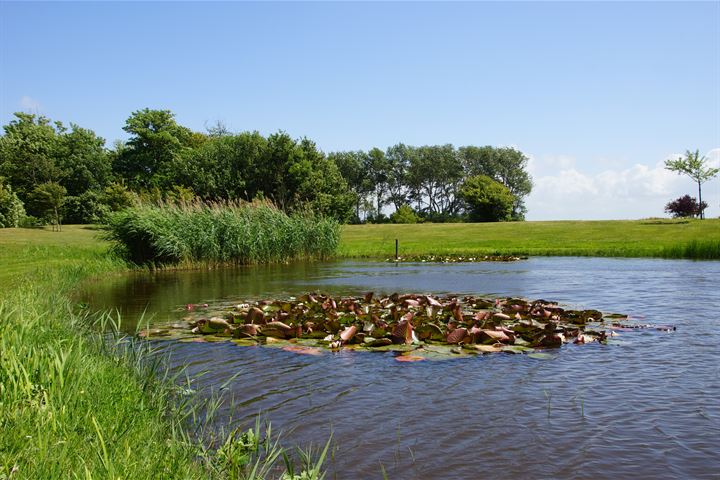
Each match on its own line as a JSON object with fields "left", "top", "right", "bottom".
{"left": 1, "top": 1, "right": 719, "bottom": 220}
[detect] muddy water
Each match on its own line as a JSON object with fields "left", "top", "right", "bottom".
{"left": 82, "top": 258, "right": 720, "bottom": 479}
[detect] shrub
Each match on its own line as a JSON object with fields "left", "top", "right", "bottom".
{"left": 390, "top": 205, "right": 420, "bottom": 224}
{"left": 0, "top": 182, "right": 25, "bottom": 228}
{"left": 63, "top": 191, "right": 111, "bottom": 224}
{"left": 459, "top": 175, "right": 514, "bottom": 222}
{"left": 104, "top": 200, "right": 340, "bottom": 265}
{"left": 102, "top": 182, "right": 137, "bottom": 212}
{"left": 665, "top": 195, "right": 707, "bottom": 218}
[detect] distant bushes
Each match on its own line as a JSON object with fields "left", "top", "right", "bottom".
{"left": 389, "top": 205, "right": 420, "bottom": 224}
{"left": 0, "top": 181, "right": 25, "bottom": 227}
{"left": 105, "top": 201, "right": 340, "bottom": 265}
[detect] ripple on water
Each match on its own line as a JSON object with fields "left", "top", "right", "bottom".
{"left": 87, "top": 258, "right": 720, "bottom": 479}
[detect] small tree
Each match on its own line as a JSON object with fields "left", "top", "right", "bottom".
{"left": 0, "top": 181, "right": 26, "bottom": 228}
{"left": 459, "top": 175, "right": 514, "bottom": 222}
{"left": 665, "top": 195, "right": 707, "bottom": 218}
{"left": 102, "top": 182, "right": 136, "bottom": 212}
{"left": 664, "top": 150, "right": 719, "bottom": 219}
{"left": 30, "top": 181, "right": 66, "bottom": 231}
{"left": 390, "top": 204, "right": 420, "bottom": 224}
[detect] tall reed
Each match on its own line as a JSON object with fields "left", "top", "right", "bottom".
{"left": 105, "top": 200, "right": 340, "bottom": 266}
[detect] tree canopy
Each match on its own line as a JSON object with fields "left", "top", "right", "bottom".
{"left": 459, "top": 175, "right": 515, "bottom": 222}
{"left": 0, "top": 108, "right": 535, "bottom": 226}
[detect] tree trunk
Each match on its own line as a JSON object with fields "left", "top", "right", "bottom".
{"left": 698, "top": 180, "right": 704, "bottom": 219}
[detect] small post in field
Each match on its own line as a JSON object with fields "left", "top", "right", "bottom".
{"left": 395, "top": 239, "right": 399, "bottom": 261}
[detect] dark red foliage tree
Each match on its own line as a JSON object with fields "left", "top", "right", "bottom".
{"left": 664, "top": 195, "right": 707, "bottom": 218}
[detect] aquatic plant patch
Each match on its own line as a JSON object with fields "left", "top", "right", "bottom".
{"left": 388, "top": 254, "right": 527, "bottom": 263}
{"left": 139, "top": 293, "right": 675, "bottom": 361}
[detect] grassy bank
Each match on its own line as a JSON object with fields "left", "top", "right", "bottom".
{"left": 0, "top": 226, "right": 328, "bottom": 479}
{"left": 339, "top": 219, "right": 720, "bottom": 259}
{"left": 0, "top": 228, "right": 211, "bottom": 478}
{"left": 106, "top": 202, "right": 340, "bottom": 266}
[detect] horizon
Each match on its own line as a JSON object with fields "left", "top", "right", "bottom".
{"left": 2, "top": 1, "right": 719, "bottom": 220}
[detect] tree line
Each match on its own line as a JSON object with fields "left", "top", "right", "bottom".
{"left": 0, "top": 108, "right": 533, "bottom": 227}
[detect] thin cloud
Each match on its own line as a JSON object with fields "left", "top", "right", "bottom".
{"left": 19, "top": 96, "right": 41, "bottom": 112}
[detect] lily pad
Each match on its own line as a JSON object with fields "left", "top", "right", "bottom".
{"left": 145, "top": 291, "right": 635, "bottom": 361}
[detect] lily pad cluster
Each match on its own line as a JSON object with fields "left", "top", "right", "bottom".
{"left": 387, "top": 254, "right": 527, "bottom": 263}
{"left": 138, "top": 293, "right": 672, "bottom": 360}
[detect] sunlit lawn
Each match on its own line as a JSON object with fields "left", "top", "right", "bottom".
{"left": 339, "top": 218, "right": 720, "bottom": 258}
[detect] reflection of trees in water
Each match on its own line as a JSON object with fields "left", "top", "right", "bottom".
{"left": 83, "top": 262, "right": 331, "bottom": 330}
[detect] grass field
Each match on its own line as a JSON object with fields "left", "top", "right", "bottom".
{"left": 0, "top": 225, "right": 112, "bottom": 288}
{"left": 339, "top": 219, "right": 720, "bottom": 259}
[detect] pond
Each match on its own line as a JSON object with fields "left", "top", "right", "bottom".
{"left": 81, "top": 258, "right": 720, "bottom": 479}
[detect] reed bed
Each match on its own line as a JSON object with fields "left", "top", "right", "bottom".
{"left": 105, "top": 201, "right": 341, "bottom": 266}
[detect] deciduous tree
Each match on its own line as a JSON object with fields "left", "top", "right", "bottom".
{"left": 664, "top": 149, "right": 719, "bottom": 219}
{"left": 30, "top": 181, "right": 66, "bottom": 230}
{"left": 459, "top": 175, "right": 514, "bottom": 222}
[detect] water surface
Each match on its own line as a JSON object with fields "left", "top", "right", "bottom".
{"left": 83, "top": 258, "right": 720, "bottom": 479}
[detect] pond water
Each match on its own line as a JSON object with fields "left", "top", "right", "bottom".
{"left": 81, "top": 258, "right": 720, "bottom": 479}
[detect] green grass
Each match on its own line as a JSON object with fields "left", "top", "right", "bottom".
{"left": 0, "top": 232, "right": 209, "bottom": 478}
{"left": 0, "top": 226, "right": 329, "bottom": 479}
{"left": 339, "top": 218, "right": 720, "bottom": 259}
{"left": 0, "top": 225, "right": 111, "bottom": 288}
{"left": 105, "top": 201, "right": 340, "bottom": 266}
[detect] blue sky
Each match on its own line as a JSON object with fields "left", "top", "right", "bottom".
{"left": 1, "top": 1, "right": 719, "bottom": 220}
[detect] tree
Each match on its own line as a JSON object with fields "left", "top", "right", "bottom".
{"left": 102, "top": 182, "right": 136, "bottom": 212}
{"left": 665, "top": 195, "right": 707, "bottom": 218}
{"left": 0, "top": 180, "right": 25, "bottom": 228}
{"left": 384, "top": 144, "right": 412, "bottom": 211}
{"left": 329, "top": 150, "right": 373, "bottom": 222}
{"left": 55, "top": 123, "right": 112, "bottom": 196}
{"left": 459, "top": 175, "right": 514, "bottom": 222}
{"left": 406, "top": 144, "right": 463, "bottom": 218}
{"left": 287, "top": 138, "right": 355, "bottom": 221}
{"left": 113, "top": 109, "right": 195, "bottom": 189}
{"left": 63, "top": 190, "right": 110, "bottom": 224}
{"left": 0, "top": 112, "right": 62, "bottom": 201}
{"left": 390, "top": 204, "right": 420, "bottom": 224}
{"left": 30, "top": 181, "right": 66, "bottom": 230}
{"left": 367, "top": 148, "right": 389, "bottom": 217}
{"left": 664, "top": 149, "right": 719, "bottom": 219}
{"left": 459, "top": 146, "right": 533, "bottom": 220}
{"left": 172, "top": 132, "right": 266, "bottom": 200}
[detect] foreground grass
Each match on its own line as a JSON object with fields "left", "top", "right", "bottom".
{"left": 0, "top": 227, "right": 210, "bottom": 478}
{"left": 0, "top": 226, "right": 328, "bottom": 479}
{"left": 339, "top": 219, "right": 720, "bottom": 259}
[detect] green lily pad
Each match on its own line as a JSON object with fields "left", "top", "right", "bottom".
{"left": 527, "top": 352, "right": 556, "bottom": 360}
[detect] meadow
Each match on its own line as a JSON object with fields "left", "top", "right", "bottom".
{"left": 338, "top": 219, "right": 720, "bottom": 259}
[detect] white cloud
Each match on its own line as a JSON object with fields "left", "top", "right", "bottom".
{"left": 19, "top": 96, "right": 41, "bottom": 112}
{"left": 525, "top": 151, "right": 720, "bottom": 220}
{"left": 707, "top": 148, "right": 720, "bottom": 169}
